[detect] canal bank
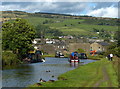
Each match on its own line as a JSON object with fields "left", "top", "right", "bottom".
{"left": 29, "top": 57, "right": 118, "bottom": 87}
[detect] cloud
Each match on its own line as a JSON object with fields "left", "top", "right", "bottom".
{"left": 1, "top": 2, "right": 119, "bottom": 18}
{"left": 93, "top": 2, "right": 118, "bottom": 10}
{"left": 1, "top": 2, "right": 89, "bottom": 14}
{"left": 87, "top": 6, "right": 118, "bottom": 18}
{"left": 1, "top": 0, "right": 120, "bottom": 2}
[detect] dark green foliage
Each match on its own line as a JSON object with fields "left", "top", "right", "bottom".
{"left": 47, "top": 29, "right": 63, "bottom": 36}
{"left": 2, "top": 19, "right": 36, "bottom": 58}
{"left": 2, "top": 51, "right": 21, "bottom": 66}
{"left": 106, "top": 42, "right": 120, "bottom": 57}
{"left": 96, "top": 29, "right": 111, "bottom": 38}
{"left": 36, "top": 24, "right": 49, "bottom": 38}
{"left": 93, "top": 28, "right": 99, "bottom": 32}
{"left": 105, "top": 30, "right": 120, "bottom": 57}
{"left": 78, "top": 22, "right": 81, "bottom": 24}
{"left": 114, "top": 30, "right": 120, "bottom": 45}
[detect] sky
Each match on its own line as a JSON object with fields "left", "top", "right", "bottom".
{"left": 0, "top": 1, "right": 119, "bottom": 18}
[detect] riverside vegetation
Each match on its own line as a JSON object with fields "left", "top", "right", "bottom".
{"left": 2, "top": 19, "right": 36, "bottom": 67}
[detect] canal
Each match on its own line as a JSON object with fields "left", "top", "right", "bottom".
{"left": 2, "top": 57, "right": 96, "bottom": 87}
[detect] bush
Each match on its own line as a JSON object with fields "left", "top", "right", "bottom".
{"left": 77, "top": 48, "right": 85, "bottom": 53}
{"left": 2, "top": 51, "right": 21, "bottom": 66}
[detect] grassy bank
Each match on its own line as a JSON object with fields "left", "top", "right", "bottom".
{"left": 2, "top": 51, "right": 21, "bottom": 67}
{"left": 29, "top": 57, "right": 118, "bottom": 87}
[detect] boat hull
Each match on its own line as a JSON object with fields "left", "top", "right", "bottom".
{"left": 68, "top": 59, "right": 80, "bottom": 63}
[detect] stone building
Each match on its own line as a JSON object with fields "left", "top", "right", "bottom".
{"left": 68, "top": 43, "right": 90, "bottom": 53}
{"left": 90, "top": 42, "right": 109, "bottom": 52}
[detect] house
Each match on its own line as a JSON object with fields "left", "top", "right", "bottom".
{"left": 54, "top": 40, "right": 67, "bottom": 49}
{"left": 90, "top": 42, "right": 109, "bottom": 52}
{"left": 45, "top": 39, "right": 55, "bottom": 44}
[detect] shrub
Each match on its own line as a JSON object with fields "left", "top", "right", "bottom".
{"left": 77, "top": 48, "right": 85, "bottom": 53}
{"left": 2, "top": 51, "right": 21, "bottom": 66}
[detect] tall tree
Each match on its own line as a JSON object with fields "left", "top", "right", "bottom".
{"left": 2, "top": 19, "right": 36, "bottom": 58}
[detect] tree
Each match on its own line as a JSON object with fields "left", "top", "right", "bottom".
{"left": 93, "top": 28, "right": 99, "bottom": 32}
{"left": 36, "top": 24, "right": 49, "bottom": 38}
{"left": 2, "top": 19, "right": 36, "bottom": 58}
{"left": 106, "top": 43, "right": 120, "bottom": 57}
{"left": 46, "top": 29, "right": 63, "bottom": 36}
{"left": 113, "top": 30, "right": 120, "bottom": 57}
{"left": 114, "top": 30, "right": 120, "bottom": 45}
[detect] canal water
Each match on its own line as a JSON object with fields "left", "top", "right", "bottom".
{"left": 2, "top": 57, "right": 96, "bottom": 87}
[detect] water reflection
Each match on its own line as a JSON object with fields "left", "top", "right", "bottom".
{"left": 70, "top": 62, "right": 79, "bottom": 68}
{"left": 2, "top": 57, "right": 96, "bottom": 87}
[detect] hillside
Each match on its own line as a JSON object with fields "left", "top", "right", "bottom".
{"left": 1, "top": 11, "right": 119, "bottom": 38}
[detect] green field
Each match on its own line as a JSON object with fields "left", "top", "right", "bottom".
{"left": 24, "top": 16, "right": 118, "bottom": 37}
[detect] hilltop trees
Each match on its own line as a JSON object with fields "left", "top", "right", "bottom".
{"left": 2, "top": 19, "right": 36, "bottom": 58}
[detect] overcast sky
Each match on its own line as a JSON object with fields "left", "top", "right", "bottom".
{"left": 0, "top": 1, "right": 119, "bottom": 18}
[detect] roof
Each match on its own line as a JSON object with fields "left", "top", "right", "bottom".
{"left": 54, "top": 41, "right": 66, "bottom": 46}
{"left": 98, "top": 42, "right": 109, "bottom": 46}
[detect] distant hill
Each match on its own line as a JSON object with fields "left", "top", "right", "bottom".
{"left": 1, "top": 11, "right": 119, "bottom": 38}
{"left": 1, "top": 11, "right": 118, "bottom": 20}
